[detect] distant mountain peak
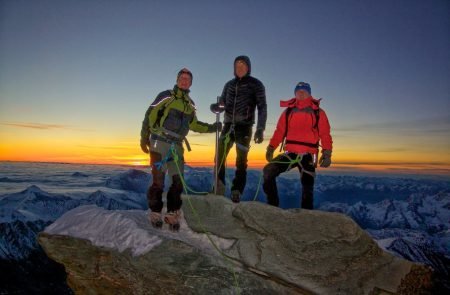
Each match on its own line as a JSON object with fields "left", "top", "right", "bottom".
{"left": 71, "top": 172, "right": 89, "bottom": 177}
{"left": 22, "top": 185, "right": 44, "bottom": 194}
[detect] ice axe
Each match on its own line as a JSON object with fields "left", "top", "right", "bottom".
{"left": 210, "top": 97, "right": 224, "bottom": 195}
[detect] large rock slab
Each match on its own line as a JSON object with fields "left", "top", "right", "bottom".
{"left": 39, "top": 195, "right": 434, "bottom": 294}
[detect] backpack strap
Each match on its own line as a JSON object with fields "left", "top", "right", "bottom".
{"left": 313, "top": 108, "right": 320, "bottom": 130}
{"left": 285, "top": 140, "right": 319, "bottom": 148}
{"left": 152, "top": 91, "right": 176, "bottom": 129}
{"left": 279, "top": 107, "right": 294, "bottom": 152}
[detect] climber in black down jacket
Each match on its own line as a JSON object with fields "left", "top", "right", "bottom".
{"left": 210, "top": 55, "right": 267, "bottom": 203}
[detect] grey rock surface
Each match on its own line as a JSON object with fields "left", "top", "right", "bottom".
{"left": 39, "top": 194, "right": 433, "bottom": 294}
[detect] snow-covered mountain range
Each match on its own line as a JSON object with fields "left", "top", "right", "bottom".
{"left": 0, "top": 162, "right": 449, "bottom": 293}
{"left": 319, "top": 194, "right": 449, "bottom": 277}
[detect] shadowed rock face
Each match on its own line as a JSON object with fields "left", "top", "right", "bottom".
{"left": 38, "top": 195, "right": 434, "bottom": 295}
{"left": 38, "top": 234, "right": 301, "bottom": 295}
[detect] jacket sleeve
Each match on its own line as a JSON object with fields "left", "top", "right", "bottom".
{"left": 318, "top": 109, "right": 333, "bottom": 151}
{"left": 140, "top": 104, "right": 152, "bottom": 141}
{"left": 269, "top": 109, "right": 288, "bottom": 149}
{"left": 189, "top": 113, "right": 213, "bottom": 133}
{"left": 218, "top": 82, "right": 228, "bottom": 106}
{"left": 255, "top": 80, "right": 267, "bottom": 130}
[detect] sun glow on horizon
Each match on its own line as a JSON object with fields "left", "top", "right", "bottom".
{"left": 1, "top": 129, "right": 449, "bottom": 175}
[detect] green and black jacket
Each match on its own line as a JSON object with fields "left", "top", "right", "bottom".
{"left": 140, "top": 86, "right": 213, "bottom": 143}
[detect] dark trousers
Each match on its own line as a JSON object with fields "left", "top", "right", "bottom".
{"left": 147, "top": 151, "right": 183, "bottom": 213}
{"left": 263, "top": 153, "right": 316, "bottom": 209}
{"left": 217, "top": 123, "right": 252, "bottom": 193}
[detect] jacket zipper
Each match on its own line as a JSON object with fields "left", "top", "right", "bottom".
{"left": 232, "top": 80, "right": 239, "bottom": 126}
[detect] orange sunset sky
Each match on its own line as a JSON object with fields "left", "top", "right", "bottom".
{"left": 1, "top": 1, "right": 449, "bottom": 176}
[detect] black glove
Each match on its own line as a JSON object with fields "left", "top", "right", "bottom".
{"left": 319, "top": 150, "right": 332, "bottom": 168}
{"left": 140, "top": 138, "right": 150, "bottom": 154}
{"left": 254, "top": 128, "right": 264, "bottom": 144}
{"left": 210, "top": 103, "right": 225, "bottom": 114}
{"left": 209, "top": 122, "right": 222, "bottom": 133}
{"left": 266, "top": 145, "right": 275, "bottom": 162}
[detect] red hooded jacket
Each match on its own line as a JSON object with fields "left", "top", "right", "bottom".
{"left": 269, "top": 97, "right": 333, "bottom": 155}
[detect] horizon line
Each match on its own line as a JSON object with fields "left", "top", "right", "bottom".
{"left": 1, "top": 159, "right": 450, "bottom": 170}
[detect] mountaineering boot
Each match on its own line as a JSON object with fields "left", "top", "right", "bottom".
{"left": 231, "top": 190, "right": 241, "bottom": 203}
{"left": 149, "top": 211, "right": 163, "bottom": 229}
{"left": 164, "top": 210, "right": 181, "bottom": 232}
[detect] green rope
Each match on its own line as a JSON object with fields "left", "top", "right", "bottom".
{"left": 251, "top": 153, "right": 303, "bottom": 202}
{"left": 166, "top": 143, "right": 305, "bottom": 293}
{"left": 280, "top": 153, "right": 303, "bottom": 171}
{"left": 184, "top": 197, "right": 241, "bottom": 293}
{"left": 252, "top": 172, "right": 264, "bottom": 201}
{"left": 170, "top": 144, "right": 241, "bottom": 293}
{"left": 169, "top": 145, "right": 209, "bottom": 195}
{"left": 211, "top": 130, "right": 233, "bottom": 193}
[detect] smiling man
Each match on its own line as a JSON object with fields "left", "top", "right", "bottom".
{"left": 140, "top": 68, "right": 220, "bottom": 231}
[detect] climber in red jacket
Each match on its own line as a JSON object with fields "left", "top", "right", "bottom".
{"left": 263, "top": 82, "right": 333, "bottom": 209}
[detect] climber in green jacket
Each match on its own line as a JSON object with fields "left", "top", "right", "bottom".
{"left": 140, "top": 68, "right": 221, "bottom": 231}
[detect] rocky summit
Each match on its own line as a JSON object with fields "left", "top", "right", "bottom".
{"left": 38, "top": 195, "right": 434, "bottom": 294}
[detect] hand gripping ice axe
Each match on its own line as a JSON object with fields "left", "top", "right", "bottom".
{"left": 210, "top": 97, "right": 224, "bottom": 195}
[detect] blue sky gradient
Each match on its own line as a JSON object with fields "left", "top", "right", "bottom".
{"left": 0, "top": 0, "right": 449, "bottom": 167}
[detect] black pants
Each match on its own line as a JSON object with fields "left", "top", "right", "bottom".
{"left": 147, "top": 151, "right": 183, "bottom": 213}
{"left": 263, "top": 153, "right": 316, "bottom": 209}
{"left": 217, "top": 123, "right": 252, "bottom": 193}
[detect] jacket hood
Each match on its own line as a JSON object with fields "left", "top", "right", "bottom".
{"left": 280, "top": 97, "right": 321, "bottom": 109}
{"left": 234, "top": 55, "right": 251, "bottom": 77}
